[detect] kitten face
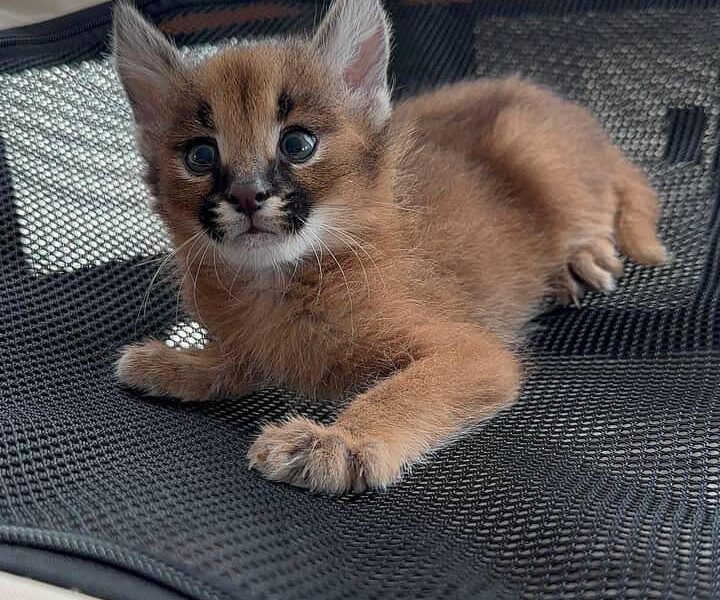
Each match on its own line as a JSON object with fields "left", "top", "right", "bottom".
{"left": 156, "top": 44, "right": 385, "bottom": 271}
{"left": 113, "top": 0, "right": 393, "bottom": 272}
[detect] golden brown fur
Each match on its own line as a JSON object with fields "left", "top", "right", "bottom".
{"left": 113, "top": 0, "right": 665, "bottom": 493}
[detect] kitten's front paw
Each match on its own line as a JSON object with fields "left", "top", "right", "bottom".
{"left": 116, "top": 341, "right": 214, "bottom": 401}
{"left": 248, "top": 417, "right": 400, "bottom": 494}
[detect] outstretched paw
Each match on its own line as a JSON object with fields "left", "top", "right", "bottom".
{"left": 248, "top": 417, "right": 400, "bottom": 494}
{"left": 116, "top": 340, "right": 216, "bottom": 402}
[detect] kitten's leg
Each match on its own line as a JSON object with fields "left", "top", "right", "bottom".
{"left": 116, "top": 340, "right": 254, "bottom": 401}
{"left": 248, "top": 325, "right": 520, "bottom": 493}
{"left": 556, "top": 156, "right": 666, "bottom": 306}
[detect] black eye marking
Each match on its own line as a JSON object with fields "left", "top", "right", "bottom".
{"left": 277, "top": 91, "right": 294, "bottom": 122}
{"left": 213, "top": 165, "right": 231, "bottom": 195}
{"left": 197, "top": 101, "right": 214, "bottom": 130}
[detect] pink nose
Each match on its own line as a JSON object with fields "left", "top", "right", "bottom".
{"left": 227, "top": 181, "right": 268, "bottom": 216}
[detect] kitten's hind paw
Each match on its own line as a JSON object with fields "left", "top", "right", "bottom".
{"left": 556, "top": 238, "right": 623, "bottom": 306}
{"left": 248, "top": 417, "right": 399, "bottom": 494}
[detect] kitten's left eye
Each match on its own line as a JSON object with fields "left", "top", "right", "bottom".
{"left": 185, "top": 143, "right": 217, "bottom": 173}
{"left": 279, "top": 128, "right": 317, "bottom": 163}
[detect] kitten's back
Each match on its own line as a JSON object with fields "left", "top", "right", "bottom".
{"left": 392, "top": 76, "right": 664, "bottom": 327}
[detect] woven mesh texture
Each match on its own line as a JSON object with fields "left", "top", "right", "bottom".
{"left": 0, "top": 1, "right": 719, "bottom": 598}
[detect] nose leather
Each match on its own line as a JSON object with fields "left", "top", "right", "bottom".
{"left": 227, "top": 181, "right": 268, "bottom": 216}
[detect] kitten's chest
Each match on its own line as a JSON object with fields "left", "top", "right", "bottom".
{"left": 192, "top": 279, "right": 358, "bottom": 391}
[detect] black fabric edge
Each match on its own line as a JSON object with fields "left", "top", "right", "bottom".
{"left": 0, "top": 2, "right": 112, "bottom": 46}
{"left": 0, "top": 545, "right": 195, "bottom": 600}
{"left": 0, "top": 527, "right": 247, "bottom": 600}
{"left": 0, "top": 0, "right": 311, "bottom": 45}
{"left": 1, "top": 0, "right": 719, "bottom": 51}
{"left": 0, "top": 0, "right": 317, "bottom": 67}
{"left": 473, "top": 0, "right": 720, "bottom": 16}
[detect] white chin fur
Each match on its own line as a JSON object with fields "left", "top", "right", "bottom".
{"left": 217, "top": 209, "right": 329, "bottom": 272}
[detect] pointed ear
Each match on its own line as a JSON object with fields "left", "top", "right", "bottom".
{"left": 312, "top": 0, "right": 392, "bottom": 126}
{"left": 112, "top": 2, "right": 184, "bottom": 131}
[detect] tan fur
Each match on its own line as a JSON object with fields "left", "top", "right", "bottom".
{"left": 114, "top": 3, "right": 665, "bottom": 493}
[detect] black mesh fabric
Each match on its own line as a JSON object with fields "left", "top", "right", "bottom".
{"left": 0, "top": 1, "right": 719, "bottom": 598}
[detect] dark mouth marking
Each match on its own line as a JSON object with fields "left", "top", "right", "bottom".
{"left": 199, "top": 192, "right": 310, "bottom": 240}
{"left": 284, "top": 191, "right": 311, "bottom": 233}
{"left": 196, "top": 149, "right": 312, "bottom": 240}
{"left": 199, "top": 196, "right": 224, "bottom": 241}
{"left": 265, "top": 159, "right": 312, "bottom": 234}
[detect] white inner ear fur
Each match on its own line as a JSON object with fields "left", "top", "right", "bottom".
{"left": 312, "top": 0, "right": 392, "bottom": 127}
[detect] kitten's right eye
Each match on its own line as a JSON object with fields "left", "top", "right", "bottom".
{"left": 185, "top": 143, "right": 217, "bottom": 174}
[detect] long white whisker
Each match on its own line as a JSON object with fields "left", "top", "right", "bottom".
{"left": 174, "top": 232, "right": 207, "bottom": 324}
{"left": 313, "top": 223, "right": 371, "bottom": 293}
{"left": 134, "top": 231, "right": 204, "bottom": 336}
{"left": 282, "top": 252, "right": 302, "bottom": 301}
{"left": 211, "top": 243, "right": 231, "bottom": 293}
{"left": 330, "top": 226, "right": 388, "bottom": 293}
{"left": 313, "top": 233, "right": 355, "bottom": 335}
{"left": 190, "top": 239, "right": 213, "bottom": 325}
{"left": 299, "top": 229, "right": 324, "bottom": 303}
{"left": 132, "top": 254, "right": 171, "bottom": 268}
